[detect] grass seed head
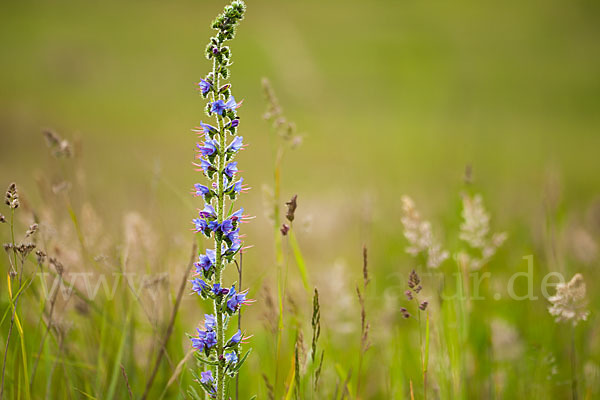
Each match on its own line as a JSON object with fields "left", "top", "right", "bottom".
{"left": 43, "top": 129, "right": 73, "bottom": 158}
{"left": 25, "top": 223, "right": 38, "bottom": 238}
{"left": 548, "top": 273, "right": 589, "bottom": 325}
{"left": 5, "top": 182, "right": 19, "bottom": 209}
{"left": 401, "top": 195, "right": 448, "bottom": 268}
{"left": 285, "top": 194, "right": 298, "bottom": 222}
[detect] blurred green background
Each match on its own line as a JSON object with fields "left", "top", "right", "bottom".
{"left": 1, "top": 0, "right": 600, "bottom": 398}
{"left": 2, "top": 0, "right": 599, "bottom": 213}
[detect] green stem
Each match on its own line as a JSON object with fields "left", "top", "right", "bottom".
{"left": 415, "top": 299, "right": 426, "bottom": 400}
{"left": 10, "top": 208, "right": 18, "bottom": 273}
{"left": 1, "top": 209, "right": 31, "bottom": 400}
{"left": 571, "top": 325, "right": 578, "bottom": 400}
{"left": 212, "top": 52, "right": 226, "bottom": 400}
{"left": 273, "top": 132, "right": 284, "bottom": 397}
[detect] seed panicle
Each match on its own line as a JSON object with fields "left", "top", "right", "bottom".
{"left": 401, "top": 195, "right": 448, "bottom": 268}
{"left": 5, "top": 183, "right": 19, "bottom": 209}
{"left": 548, "top": 273, "right": 589, "bottom": 325}
{"left": 285, "top": 194, "right": 298, "bottom": 223}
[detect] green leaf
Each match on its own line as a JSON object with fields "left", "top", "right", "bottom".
{"left": 187, "top": 386, "right": 202, "bottom": 400}
{"left": 194, "top": 352, "right": 220, "bottom": 366}
{"left": 231, "top": 348, "right": 252, "bottom": 373}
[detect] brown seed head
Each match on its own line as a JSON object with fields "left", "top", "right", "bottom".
{"left": 25, "top": 223, "right": 38, "bottom": 238}
{"left": 17, "top": 243, "right": 36, "bottom": 257}
{"left": 285, "top": 194, "right": 298, "bottom": 222}
{"left": 5, "top": 183, "right": 19, "bottom": 209}
{"left": 43, "top": 129, "right": 72, "bottom": 158}
{"left": 35, "top": 249, "right": 47, "bottom": 264}
{"left": 49, "top": 257, "right": 64, "bottom": 275}
{"left": 408, "top": 269, "right": 420, "bottom": 289}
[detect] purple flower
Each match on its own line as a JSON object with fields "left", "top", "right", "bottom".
{"left": 225, "top": 228, "right": 239, "bottom": 243}
{"left": 195, "top": 249, "right": 216, "bottom": 273}
{"left": 223, "top": 162, "right": 238, "bottom": 178}
{"left": 199, "top": 159, "right": 214, "bottom": 175}
{"left": 191, "top": 328, "right": 216, "bottom": 351}
{"left": 232, "top": 178, "right": 243, "bottom": 193}
{"left": 227, "top": 136, "right": 243, "bottom": 153}
{"left": 204, "top": 314, "right": 216, "bottom": 331}
{"left": 227, "top": 289, "right": 247, "bottom": 311}
{"left": 211, "top": 100, "right": 227, "bottom": 116}
{"left": 193, "top": 218, "right": 208, "bottom": 233}
{"left": 204, "top": 330, "right": 217, "bottom": 348}
{"left": 221, "top": 219, "right": 234, "bottom": 233}
{"left": 207, "top": 220, "right": 219, "bottom": 232}
{"left": 225, "top": 178, "right": 245, "bottom": 198}
{"left": 193, "top": 184, "right": 211, "bottom": 197}
{"left": 224, "top": 352, "right": 238, "bottom": 364}
{"left": 197, "top": 138, "right": 218, "bottom": 157}
{"left": 227, "top": 329, "right": 242, "bottom": 346}
{"left": 200, "top": 370, "right": 214, "bottom": 384}
{"left": 195, "top": 122, "right": 218, "bottom": 136}
{"left": 225, "top": 96, "right": 240, "bottom": 110}
{"left": 212, "top": 283, "right": 229, "bottom": 296}
{"left": 224, "top": 239, "right": 242, "bottom": 256}
{"left": 207, "top": 219, "right": 234, "bottom": 235}
{"left": 228, "top": 119, "right": 240, "bottom": 128}
{"left": 191, "top": 336, "right": 205, "bottom": 351}
{"left": 198, "top": 79, "right": 212, "bottom": 96}
{"left": 230, "top": 208, "right": 243, "bottom": 222}
{"left": 191, "top": 278, "right": 209, "bottom": 294}
{"left": 212, "top": 96, "right": 242, "bottom": 116}
{"left": 199, "top": 204, "right": 217, "bottom": 219}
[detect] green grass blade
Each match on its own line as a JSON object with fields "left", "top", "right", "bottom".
{"left": 424, "top": 311, "right": 430, "bottom": 372}
{"left": 106, "top": 313, "right": 130, "bottom": 399}
{"left": 288, "top": 231, "right": 310, "bottom": 294}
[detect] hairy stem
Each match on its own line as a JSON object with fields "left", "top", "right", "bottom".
{"left": 212, "top": 54, "right": 226, "bottom": 400}
{"left": 236, "top": 252, "right": 243, "bottom": 400}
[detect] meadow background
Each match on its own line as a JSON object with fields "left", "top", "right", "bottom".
{"left": 1, "top": 0, "right": 600, "bottom": 399}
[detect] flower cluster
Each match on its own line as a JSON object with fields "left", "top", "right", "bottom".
{"left": 187, "top": 2, "right": 251, "bottom": 399}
